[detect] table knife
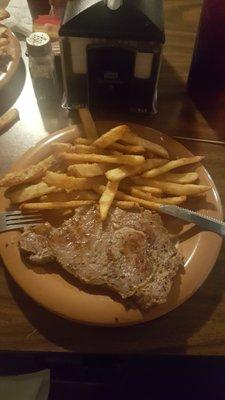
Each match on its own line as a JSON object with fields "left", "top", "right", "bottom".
{"left": 159, "top": 205, "right": 225, "bottom": 236}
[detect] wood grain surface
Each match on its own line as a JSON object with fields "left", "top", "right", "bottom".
{"left": 0, "top": 0, "right": 225, "bottom": 355}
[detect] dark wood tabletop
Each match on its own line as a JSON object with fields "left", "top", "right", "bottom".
{"left": 0, "top": 0, "right": 225, "bottom": 355}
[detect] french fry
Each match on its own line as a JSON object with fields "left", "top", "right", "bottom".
{"left": 128, "top": 187, "right": 186, "bottom": 205}
{"left": 94, "top": 125, "right": 128, "bottom": 149}
{"left": 0, "top": 155, "right": 57, "bottom": 188}
{"left": 0, "top": 9, "right": 10, "bottom": 21}
{"left": 99, "top": 181, "right": 119, "bottom": 220}
{"left": 122, "top": 127, "right": 169, "bottom": 158}
{"left": 131, "top": 177, "right": 210, "bottom": 196}
{"left": 131, "top": 185, "right": 163, "bottom": 196}
{"left": 105, "top": 159, "right": 167, "bottom": 182}
{"left": 156, "top": 172, "right": 199, "bottom": 184}
{"left": 138, "top": 158, "right": 168, "bottom": 173}
{"left": 21, "top": 200, "right": 94, "bottom": 211}
{"left": 75, "top": 137, "right": 93, "bottom": 145}
{"left": 113, "top": 201, "right": 140, "bottom": 209}
{"left": 78, "top": 108, "right": 98, "bottom": 140}
{"left": 106, "top": 165, "right": 141, "bottom": 182}
{"left": 0, "top": 108, "right": 19, "bottom": 132}
{"left": 110, "top": 142, "right": 145, "bottom": 154}
{"left": 72, "top": 144, "right": 100, "bottom": 154}
{"left": 51, "top": 142, "right": 74, "bottom": 153}
{"left": 0, "top": 166, "right": 44, "bottom": 188}
{"left": 59, "top": 152, "right": 145, "bottom": 166}
{"left": 149, "top": 195, "right": 186, "bottom": 205}
{"left": 129, "top": 187, "right": 152, "bottom": 200}
{"left": 52, "top": 142, "right": 99, "bottom": 154}
{"left": 68, "top": 163, "right": 110, "bottom": 177}
{"left": 40, "top": 190, "right": 99, "bottom": 202}
{"left": 43, "top": 171, "right": 96, "bottom": 191}
{"left": 6, "top": 182, "right": 57, "bottom": 204}
{"left": 142, "top": 156, "right": 204, "bottom": 178}
{"left": 93, "top": 184, "right": 161, "bottom": 211}
{"left": 110, "top": 150, "right": 123, "bottom": 156}
{"left": 38, "top": 155, "right": 58, "bottom": 170}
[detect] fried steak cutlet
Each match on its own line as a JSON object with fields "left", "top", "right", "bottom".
{"left": 19, "top": 206, "right": 183, "bottom": 310}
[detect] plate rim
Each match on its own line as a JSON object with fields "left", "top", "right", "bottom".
{"left": 0, "top": 24, "right": 21, "bottom": 89}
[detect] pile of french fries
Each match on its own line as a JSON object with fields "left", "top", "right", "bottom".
{"left": 0, "top": 121, "right": 210, "bottom": 221}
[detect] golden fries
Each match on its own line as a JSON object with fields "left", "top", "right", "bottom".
{"left": 110, "top": 150, "right": 123, "bottom": 156}
{"left": 131, "top": 185, "right": 163, "bottom": 196}
{"left": 51, "top": 142, "right": 74, "bottom": 153}
{"left": 132, "top": 178, "right": 210, "bottom": 196}
{"left": 113, "top": 201, "right": 140, "bottom": 209}
{"left": 122, "top": 127, "right": 169, "bottom": 158}
{"left": 59, "top": 152, "right": 145, "bottom": 166}
{"left": 156, "top": 172, "right": 199, "bottom": 184}
{"left": 106, "top": 165, "right": 141, "bottom": 182}
{"left": 52, "top": 142, "right": 99, "bottom": 154}
{"left": 38, "top": 155, "right": 58, "bottom": 170}
{"left": 110, "top": 142, "right": 145, "bottom": 154}
{"left": 142, "top": 156, "right": 204, "bottom": 178}
{"left": 43, "top": 171, "right": 95, "bottom": 191}
{"left": 116, "top": 190, "right": 161, "bottom": 210}
{"left": 21, "top": 200, "right": 94, "bottom": 210}
{"left": 68, "top": 163, "right": 109, "bottom": 177}
{"left": 0, "top": 109, "right": 19, "bottom": 132}
{"left": 93, "top": 184, "right": 161, "bottom": 211}
{"left": 75, "top": 137, "right": 93, "bottom": 145}
{"left": 128, "top": 187, "right": 155, "bottom": 200}
{"left": 72, "top": 144, "right": 100, "bottom": 154}
{"left": 94, "top": 125, "right": 128, "bottom": 149}
{"left": 6, "top": 182, "right": 57, "bottom": 204}
{"left": 78, "top": 108, "right": 98, "bottom": 140}
{"left": 0, "top": 166, "right": 44, "bottom": 188}
{"left": 99, "top": 181, "right": 119, "bottom": 220}
{"left": 150, "top": 196, "right": 187, "bottom": 205}
{"left": 138, "top": 158, "right": 169, "bottom": 174}
{"left": 128, "top": 187, "right": 186, "bottom": 205}
{"left": 2, "top": 119, "right": 211, "bottom": 222}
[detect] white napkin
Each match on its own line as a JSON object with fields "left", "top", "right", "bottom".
{"left": 0, "top": 0, "right": 33, "bottom": 36}
{"left": 0, "top": 369, "right": 50, "bottom": 400}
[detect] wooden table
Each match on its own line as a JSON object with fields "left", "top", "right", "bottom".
{"left": 0, "top": 0, "right": 225, "bottom": 355}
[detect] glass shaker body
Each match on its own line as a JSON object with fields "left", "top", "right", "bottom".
{"left": 28, "top": 52, "right": 59, "bottom": 101}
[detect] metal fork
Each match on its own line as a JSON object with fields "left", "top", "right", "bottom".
{"left": 0, "top": 210, "right": 44, "bottom": 233}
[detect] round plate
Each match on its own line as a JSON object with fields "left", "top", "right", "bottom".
{"left": 0, "top": 24, "right": 21, "bottom": 89}
{"left": 0, "top": 122, "right": 223, "bottom": 326}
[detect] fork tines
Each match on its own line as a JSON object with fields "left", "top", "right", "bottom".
{"left": 5, "top": 210, "right": 44, "bottom": 226}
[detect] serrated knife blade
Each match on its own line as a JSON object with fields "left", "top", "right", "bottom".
{"left": 159, "top": 205, "right": 225, "bottom": 236}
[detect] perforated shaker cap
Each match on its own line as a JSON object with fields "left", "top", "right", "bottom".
{"left": 26, "top": 32, "right": 52, "bottom": 57}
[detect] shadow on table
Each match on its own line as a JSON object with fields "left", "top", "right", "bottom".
{"left": 188, "top": 88, "right": 225, "bottom": 141}
{"left": 4, "top": 58, "right": 224, "bottom": 355}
